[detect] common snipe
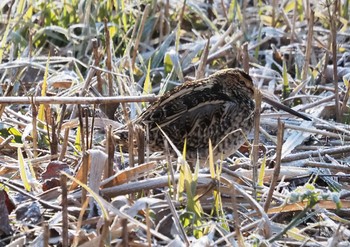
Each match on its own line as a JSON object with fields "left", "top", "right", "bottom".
{"left": 118, "top": 68, "right": 256, "bottom": 163}
{"left": 114, "top": 68, "right": 310, "bottom": 163}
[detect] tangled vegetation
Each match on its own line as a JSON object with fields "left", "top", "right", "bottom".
{"left": 0, "top": 0, "right": 350, "bottom": 246}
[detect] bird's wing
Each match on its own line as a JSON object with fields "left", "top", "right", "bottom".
{"left": 152, "top": 98, "right": 236, "bottom": 149}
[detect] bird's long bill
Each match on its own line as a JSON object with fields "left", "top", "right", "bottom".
{"left": 260, "top": 91, "right": 311, "bottom": 121}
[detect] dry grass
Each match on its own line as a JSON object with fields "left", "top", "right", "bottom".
{"left": 1, "top": 0, "right": 350, "bottom": 246}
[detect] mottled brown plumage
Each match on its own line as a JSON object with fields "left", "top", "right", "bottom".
{"left": 133, "top": 68, "right": 256, "bottom": 162}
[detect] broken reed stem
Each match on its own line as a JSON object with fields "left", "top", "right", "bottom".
{"left": 43, "top": 222, "right": 49, "bottom": 247}
{"left": 56, "top": 104, "right": 66, "bottom": 136}
{"left": 92, "top": 39, "right": 103, "bottom": 94}
{"left": 231, "top": 184, "right": 243, "bottom": 245}
{"left": 121, "top": 218, "right": 129, "bottom": 246}
{"left": 183, "top": 33, "right": 243, "bottom": 74}
{"left": 105, "top": 125, "right": 115, "bottom": 189}
{"left": 251, "top": 89, "right": 262, "bottom": 199}
{"left": 99, "top": 218, "right": 110, "bottom": 247}
{"left": 242, "top": 42, "right": 249, "bottom": 73}
{"left": 31, "top": 99, "right": 38, "bottom": 158}
{"left": 331, "top": 0, "right": 340, "bottom": 121}
{"left": 50, "top": 114, "right": 58, "bottom": 159}
{"left": 195, "top": 38, "right": 210, "bottom": 80}
{"left": 164, "top": 138, "right": 176, "bottom": 198}
{"left": 159, "top": 5, "right": 164, "bottom": 43}
{"left": 128, "top": 121, "right": 135, "bottom": 168}
{"left": 69, "top": 39, "right": 98, "bottom": 119}
{"left": 84, "top": 108, "right": 90, "bottom": 150}
{"left": 271, "top": 0, "right": 277, "bottom": 27}
{"left": 103, "top": 18, "right": 113, "bottom": 96}
{"left": 77, "top": 105, "right": 86, "bottom": 153}
{"left": 89, "top": 107, "right": 95, "bottom": 149}
{"left": 341, "top": 83, "right": 350, "bottom": 117}
{"left": 81, "top": 152, "right": 89, "bottom": 205}
{"left": 146, "top": 205, "right": 152, "bottom": 247}
{"left": 137, "top": 126, "right": 145, "bottom": 165}
{"left": 321, "top": 36, "right": 331, "bottom": 85}
{"left": 132, "top": 4, "right": 150, "bottom": 70}
{"left": 302, "top": 9, "right": 314, "bottom": 81}
{"left": 164, "top": 0, "right": 170, "bottom": 35}
{"left": 59, "top": 128, "right": 69, "bottom": 161}
{"left": 264, "top": 119, "right": 284, "bottom": 212}
{"left": 72, "top": 198, "right": 90, "bottom": 246}
{"left": 176, "top": 1, "right": 186, "bottom": 51}
{"left": 60, "top": 174, "right": 69, "bottom": 247}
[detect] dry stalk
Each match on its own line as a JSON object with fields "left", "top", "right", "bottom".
{"left": 121, "top": 218, "right": 129, "bottom": 247}
{"left": 136, "top": 126, "right": 145, "bottom": 165}
{"left": 59, "top": 128, "right": 69, "bottom": 161}
{"left": 61, "top": 174, "right": 69, "bottom": 247}
{"left": 56, "top": 104, "right": 66, "bottom": 139}
{"left": 159, "top": 5, "right": 164, "bottom": 44}
{"left": 176, "top": 0, "right": 186, "bottom": 52}
{"left": 302, "top": 10, "right": 314, "bottom": 81}
{"left": 99, "top": 218, "right": 110, "bottom": 247}
{"left": 305, "top": 161, "right": 350, "bottom": 173}
{"left": 165, "top": 193, "right": 190, "bottom": 245}
{"left": 49, "top": 113, "right": 58, "bottom": 158}
{"left": 100, "top": 174, "right": 211, "bottom": 197}
{"left": 145, "top": 205, "right": 152, "bottom": 247}
{"left": 165, "top": 0, "right": 170, "bottom": 35}
{"left": 281, "top": 7, "right": 301, "bottom": 43}
{"left": 103, "top": 18, "right": 113, "bottom": 96}
{"left": 264, "top": 119, "right": 284, "bottom": 212}
{"left": 43, "top": 222, "right": 49, "bottom": 247}
{"left": 231, "top": 184, "right": 243, "bottom": 245}
{"left": 288, "top": 0, "right": 298, "bottom": 69}
{"left": 164, "top": 138, "right": 176, "bottom": 199}
{"left": 84, "top": 108, "right": 90, "bottom": 149}
{"left": 282, "top": 145, "right": 350, "bottom": 162}
{"left": 0, "top": 95, "right": 157, "bottom": 104}
{"left": 260, "top": 118, "right": 350, "bottom": 140}
{"left": 243, "top": 42, "right": 249, "bottom": 73}
{"left": 128, "top": 121, "right": 135, "bottom": 168}
{"left": 330, "top": 0, "right": 340, "bottom": 121}
{"left": 131, "top": 4, "right": 150, "bottom": 69}
{"left": 81, "top": 152, "right": 89, "bottom": 204}
{"left": 183, "top": 32, "right": 243, "bottom": 74}
{"left": 77, "top": 105, "right": 85, "bottom": 152}
{"left": 92, "top": 39, "right": 103, "bottom": 94}
{"left": 321, "top": 36, "right": 331, "bottom": 85}
{"left": 341, "top": 84, "right": 350, "bottom": 117}
{"left": 226, "top": 179, "right": 272, "bottom": 238}
{"left": 0, "top": 179, "right": 63, "bottom": 211}
{"left": 0, "top": 135, "right": 14, "bottom": 149}
{"left": 105, "top": 125, "right": 115, "bottom": 189}
{"left": 31, "top": 99, "right": 38, "bottom": 158}
{"left": 209, "top": 23, "right": 233, "bottom": 54}
{"left": 297, "top": 94, "right": 335, "bottom": 111}
{"left": 271, "top": 0, "right": 277, "bottom": 27}
{"left": 195, "top": 38, "right": 210, "bottom": 80}
{"left": 251, "top": 89, "right": 262, "bottom": 199}
{"left": 72, "top": 199, "right": 93, "bottom": 247}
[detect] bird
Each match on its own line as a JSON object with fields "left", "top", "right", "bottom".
{"left": 114, "top": 68, "right": 311, "bottom": 164}
{"left": 115, "top": 68, "right": 256, "bottom": 163}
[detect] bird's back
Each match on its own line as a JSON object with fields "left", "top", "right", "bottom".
{"left": 138, "top": 68, "right": 255, "bottom": 162}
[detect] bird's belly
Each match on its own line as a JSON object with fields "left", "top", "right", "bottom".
{"left": 187, "top": 111, "right": 254, "bottom": 161}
